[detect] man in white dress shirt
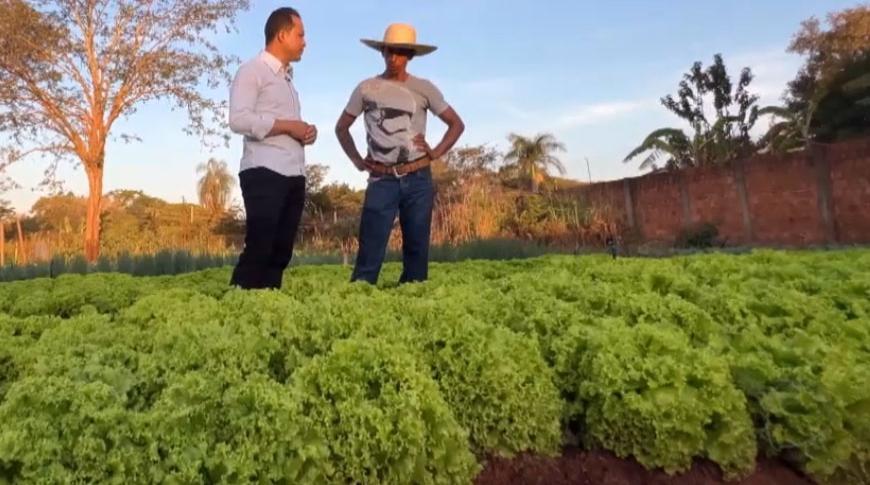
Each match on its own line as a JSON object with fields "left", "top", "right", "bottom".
{"left": 228, "top": 7, "right": 317, "bottom": 289}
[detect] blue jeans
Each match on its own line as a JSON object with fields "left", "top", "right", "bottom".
{"left": 351, "top": 167, "right": 434, "bottom": 284}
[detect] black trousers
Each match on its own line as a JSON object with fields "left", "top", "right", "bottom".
{"left": 230, "top": 167, "right": 306, "bottom": 289}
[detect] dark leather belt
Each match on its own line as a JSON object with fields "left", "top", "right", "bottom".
{"left": 365, "top": 156, "right": 432, "bottom": 177}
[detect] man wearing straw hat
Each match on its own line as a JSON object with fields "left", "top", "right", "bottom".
{"left": 335, "top": 23, "right": 465, "bottom": 285}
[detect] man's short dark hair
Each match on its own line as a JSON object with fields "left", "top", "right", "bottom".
{"left": 265, "top": 7, "right": 301, "bottom": 45}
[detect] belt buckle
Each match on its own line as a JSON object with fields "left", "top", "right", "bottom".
{"left": 392, "top": 165, "right": 406, "bottom": 178}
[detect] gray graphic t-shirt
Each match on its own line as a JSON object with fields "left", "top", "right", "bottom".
{"left": 344, "top": 75, "right": 449, "bottom": 165}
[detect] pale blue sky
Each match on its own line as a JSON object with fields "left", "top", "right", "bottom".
{"left": 3, "top": 0, "right": 860, "bottom": 212}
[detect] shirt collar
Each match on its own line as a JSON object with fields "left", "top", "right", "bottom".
{"left": 259, "top": 51, "right": 292, "bottom": 78}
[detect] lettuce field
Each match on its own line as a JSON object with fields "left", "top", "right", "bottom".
{"left": 1, "top": 250, "right": 868, "bottom": 484}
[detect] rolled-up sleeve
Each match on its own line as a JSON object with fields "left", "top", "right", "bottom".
{"left": 229, "top": 64, "right": 275, "bottom": 140}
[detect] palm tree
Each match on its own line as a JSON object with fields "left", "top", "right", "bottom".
{"left": 758, "top": 55, "right": 870, "bottom": 154}
{"left": 756, "top": 106, "right": 812, "bottom": 154}
{"left": 196, "top": 158, "right": 236, "bottom": 215}
{"left": 504, "top": 133, "right": 566, "bottom": 192}
{"left": 623, "top": 128, "right": 694, "bottom": 171}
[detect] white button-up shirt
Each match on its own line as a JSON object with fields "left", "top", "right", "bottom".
{"left": 229, "top": 51, "right": 305, "bottom": 177}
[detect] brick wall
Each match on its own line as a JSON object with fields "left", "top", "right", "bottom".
{"left": 632, "top": 172, "right": 683, "bottom": 243}
{"left": 683, "top": 163, "right": 747, "bottom": 244}
{"left": 829, "top": 140, "right": 870, "bottom": 243}
{"left": 577, "top": 138, "right": 870, "bottom": 246}
{"left": 743, "top": 150, "right": 824, "bottom": 245}
{"left": 579, "top": 180, "right": 629, "bottom": 228}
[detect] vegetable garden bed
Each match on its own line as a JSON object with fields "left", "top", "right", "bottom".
{"left": 1, "top": 250, "right": 867, "bottom": 484}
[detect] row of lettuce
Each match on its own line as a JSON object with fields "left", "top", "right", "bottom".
{"left": 0, "top": 249, "right": 868, "bottom": 484}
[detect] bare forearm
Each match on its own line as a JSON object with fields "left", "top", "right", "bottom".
{"left": 267, "top": 120, "right": 291, "bottom": 137}
{"left": 431, "top": 121, "right": 465, "bottom": 159}
{"left": 336, "top": 128, "right": 364, "bottom": 164}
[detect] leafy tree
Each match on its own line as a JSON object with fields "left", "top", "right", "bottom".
{"left": 760, "top": 5, "right": 870, "bottom": 150}
{"left": 0, "top": 0, "right": 249, "bottom": 261}
{"left": 625, "top": 54, "right": 759, "bottom": 170}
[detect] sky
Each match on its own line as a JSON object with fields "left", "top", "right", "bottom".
{"left": 2, "top": 0, "right": 861, "bottom": 213}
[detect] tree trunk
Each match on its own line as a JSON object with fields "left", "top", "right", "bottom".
{"left": 0, "top": 221, "right": 5, "bottom": 266}
{"left": 84, "top": 164, "right": 104, "bottom": 262}
{"left": 16, "top": 215, "right": 26, "bottom": 265}
{"left": 530, "top": 164, "right": 539, "bottom": 193}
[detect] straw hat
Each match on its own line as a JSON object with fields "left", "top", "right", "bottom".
{"left": 361, "top": 23, "right": 437, "bottom": 56}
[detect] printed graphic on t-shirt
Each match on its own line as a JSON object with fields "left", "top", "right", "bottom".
{"left": 361, "top": 82, "right": 418, "bottom": 164}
